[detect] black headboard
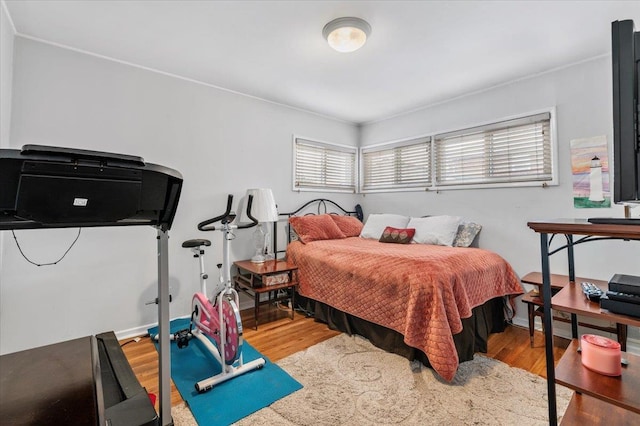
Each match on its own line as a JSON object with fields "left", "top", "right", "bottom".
{"left": 273, "top": 198, "right": 362, "bottom": 257}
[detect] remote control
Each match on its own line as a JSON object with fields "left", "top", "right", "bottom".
{"left": 581, "top": 282, "right": 604, "bottom": 301}
{"left": 605, "top": 290, "right": 640, "bottom": 305}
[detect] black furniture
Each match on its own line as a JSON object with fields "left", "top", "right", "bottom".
{"left": 527, "top": 219, "right": 640, "bottom": 425}
{"left": 0, "top": 145, "right": 183, "bottom": 425}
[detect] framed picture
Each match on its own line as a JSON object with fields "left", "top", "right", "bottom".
{"left": 570, "top": 135, "right": 610, "bottom": 208}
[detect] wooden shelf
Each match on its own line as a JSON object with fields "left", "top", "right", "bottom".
{"left": 527, "top": 218, "right": 640, "bottom": 239}
{"left": 552, "top": 282, "right": 640, "bottom": 328}
{"left": 521, "top": 272, "right": 607, "bottom": 290}
{"left": 555, "top": 339, "right": 640, "bottom": 414}
{"left": 527, "top": 218, "right": 640, "bottom": 425}
{"left": 561, "top": 393, "right": 640, "bottom": 425}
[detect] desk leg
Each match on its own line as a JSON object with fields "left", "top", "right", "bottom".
{"left": 540, "top": 232, "right": 557, "bottom": 426}
{"left": 290, "top": 288, "right": 295, "bottom": 321}
{"left": 571, "top": 313, "right": 578, "bottom": 339}
{"left": 254, "top": 292, "right": 260, "bottom": 330}
{"left": 617, "top": 323, "right": 628, "bottom": 352}
{"left": 527, "top": 301, "right": 535, "bottom": 347}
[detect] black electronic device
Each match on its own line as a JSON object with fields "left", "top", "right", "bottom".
{"left": 608, "top": 273, "right": 640, "bottom": 295}
{"left": 587, "top": 217, "right": 640, "bottom": 225}
{"left": 0, "top": 145, "right": 182, "bottom": 230}
{"left": 601, "top": 297, "right": 640, "bottom": 318}
{"left": 611, "top": 20, "right": 640, "bottom": 205}
{"left": 588, "top": 20, "right": 640, "bottom": 225}
{"left": 605, "top": 290, "right": 640, "bottom": 305}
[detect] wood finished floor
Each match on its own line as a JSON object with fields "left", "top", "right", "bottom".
{"left": 121, "top": 305, "right": 570, "bottom": 410}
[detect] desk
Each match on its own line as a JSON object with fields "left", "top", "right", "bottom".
{"left": 233, "top": 260, "right": 298, "bottom": 329}
{"left": 527, "top": 218, "right": 640, "bottom": 425}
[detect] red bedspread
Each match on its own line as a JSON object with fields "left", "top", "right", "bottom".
{"left": 287, "top": 237, "right": 523, "bottom": 381}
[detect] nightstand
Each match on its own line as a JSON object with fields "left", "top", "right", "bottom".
{"left": 233, "top": 259, "right": 298, "bottom": 330}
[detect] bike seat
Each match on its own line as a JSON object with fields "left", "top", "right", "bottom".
{"left": 182, "top": 239, "right": 211, "bottom": 248}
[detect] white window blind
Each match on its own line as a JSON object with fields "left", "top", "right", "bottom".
{"left": 361, "top": 137, "right": 431, "bottom": 192}
{"left": 294, "top": 138, "right": 357, "bottom": 192}
{"left": 434, "top": 112, "right": 552, "bottom": 186}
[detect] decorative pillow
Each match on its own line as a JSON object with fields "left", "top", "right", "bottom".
{"left": 407, "top": 215, "right": 462, "bottom": 246}
{"left": 330, "top": 214, "right": 363, "bottom": 237}
{"left": 453, "top": 221, "right": 482, "bottom": 247}
{"left": 289, "top": 214, "right": 346, "bottom": 243}
{"left": 379, "top": 227, "right": 415, "bottom": 244}
{"left": 360, "top": 214, "right": 410, "bottom": 239}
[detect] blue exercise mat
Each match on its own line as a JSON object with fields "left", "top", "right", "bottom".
{"left": 148, "top": 318, "right": 302, "bottom": 425}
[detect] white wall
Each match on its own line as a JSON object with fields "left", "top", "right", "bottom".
{"left": 1, "top": 37, "right": 357, "bottom": 354}
{"left": 0, "top": 2, "right": 13, "bottom": 147}
{"left": 360, "top": 57, "right": 640, "bottom": 341}
{"left": 0, "top": 3, "right": 15, "bottom": 314}
{"left": 3, "top": 31, "right": 639, "bottom": 355}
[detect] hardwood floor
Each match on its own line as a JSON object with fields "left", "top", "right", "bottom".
{"left": 121, "top": 305, "right": 569, "bottom": 410}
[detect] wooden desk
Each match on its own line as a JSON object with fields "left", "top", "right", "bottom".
{"left": 527, "top": 218, "right": 640, "bottom": 425}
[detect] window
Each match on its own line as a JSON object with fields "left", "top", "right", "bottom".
{"left": 434, "top": 112, "right": 554, "bottom": 187}
{"left": 361, "top": 137, "right": 431, "bottom": 192}
{"left": 293, "top": 137, "right": 357, "bottom": 192}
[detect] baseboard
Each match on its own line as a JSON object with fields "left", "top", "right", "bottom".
{"left": 116, "top": 294, "right": 279, "bottom": 340}
{"left": 116, "top": 313, "right": 640, "bottom": 355}
{"left": 115, "top": 315, "right": 191, "bottom": 341}
{"left": 511, "top": 316, "right": 640, "bottom": 355}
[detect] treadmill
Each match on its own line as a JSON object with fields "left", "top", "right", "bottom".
{"left": 0, "top": 145, "right": 183, "bottom": 425}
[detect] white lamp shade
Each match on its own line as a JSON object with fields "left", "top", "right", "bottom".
{"left": 239, "top": 188, "right": 278, "bottom": 223}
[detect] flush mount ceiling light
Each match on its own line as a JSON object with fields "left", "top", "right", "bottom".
{"left": 322, "top": 17, "right": 371, "bottom": 53}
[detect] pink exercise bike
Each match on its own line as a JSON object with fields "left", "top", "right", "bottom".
{"left": 178, "top": 194, "right": 265, "bottom": 393}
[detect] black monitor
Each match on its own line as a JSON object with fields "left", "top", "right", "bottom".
{"left": 589, "top": 20, "right": 640, "bottom": 226}
{"left": 611, "top": 19, "right": 640, "bottom": 205}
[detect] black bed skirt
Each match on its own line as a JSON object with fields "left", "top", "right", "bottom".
{"left": 297, "top": 294, "right": 506, "bottom": 369}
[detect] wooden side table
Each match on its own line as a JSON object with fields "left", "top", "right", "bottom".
{"left": 233, "top": 259, "right": 298, "bottom": 330}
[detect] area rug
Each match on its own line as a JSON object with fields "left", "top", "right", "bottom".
{"left": 148, "top": 318, "right": 302, "bottom": 426}
{"left": 172, "top": 333, "right": 572, "bottom": 425}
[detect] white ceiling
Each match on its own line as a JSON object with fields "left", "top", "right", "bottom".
{"left": 4, "top": 1, "right": 640, "bottom": 124}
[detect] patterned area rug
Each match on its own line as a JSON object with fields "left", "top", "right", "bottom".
{"left": 173, "top": 333, "right": 571, "bottom": 425}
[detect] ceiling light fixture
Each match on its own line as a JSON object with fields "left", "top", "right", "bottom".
{"left": 322, "top": 17, "right": 371, "bottom": 53}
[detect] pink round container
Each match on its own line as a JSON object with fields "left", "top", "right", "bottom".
{"left": 581, "top": 334, "right": 622, "bottom": 376}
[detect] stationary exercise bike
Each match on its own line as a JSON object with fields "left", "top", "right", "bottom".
{"left": 178, "top": 194, "right": 266, "bottom": 393}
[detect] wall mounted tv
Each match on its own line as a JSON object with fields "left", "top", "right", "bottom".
{"left": 611, "top": 19, "right": 640, "bottom": 206}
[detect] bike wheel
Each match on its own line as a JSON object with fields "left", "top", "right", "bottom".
{"left": 220, "top": 297, "right": 243, "bottom": 364}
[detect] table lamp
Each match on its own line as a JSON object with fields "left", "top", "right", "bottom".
{"left": 240, "top": 188, "right": 278, "bottom": 263}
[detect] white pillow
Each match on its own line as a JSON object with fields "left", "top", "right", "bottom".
{"left": 360, "top": 213, "right": 410, "bottom": 239}
{"left": 407, "top": 216, "right": 462, "bottom": 246}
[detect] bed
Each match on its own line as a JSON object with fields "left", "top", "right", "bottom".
{"left": 276, "top": 199, "right": 523, "bottom": 381}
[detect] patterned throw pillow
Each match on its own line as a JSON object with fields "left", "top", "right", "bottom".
{"left": 330, "top": 214, "right": 364, "bottom": 237}
{"left": 289, "top": 214, "right": 346, "bottom": 244}
{"left": 452, "top": 222, "right": 482, "bottom": 247}
{"left": 378, "top": 226, "right": 416, "bottom": 244}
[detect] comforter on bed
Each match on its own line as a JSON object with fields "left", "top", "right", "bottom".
{"left": 286, "top": 237, "right": 523, "bottom": 381}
